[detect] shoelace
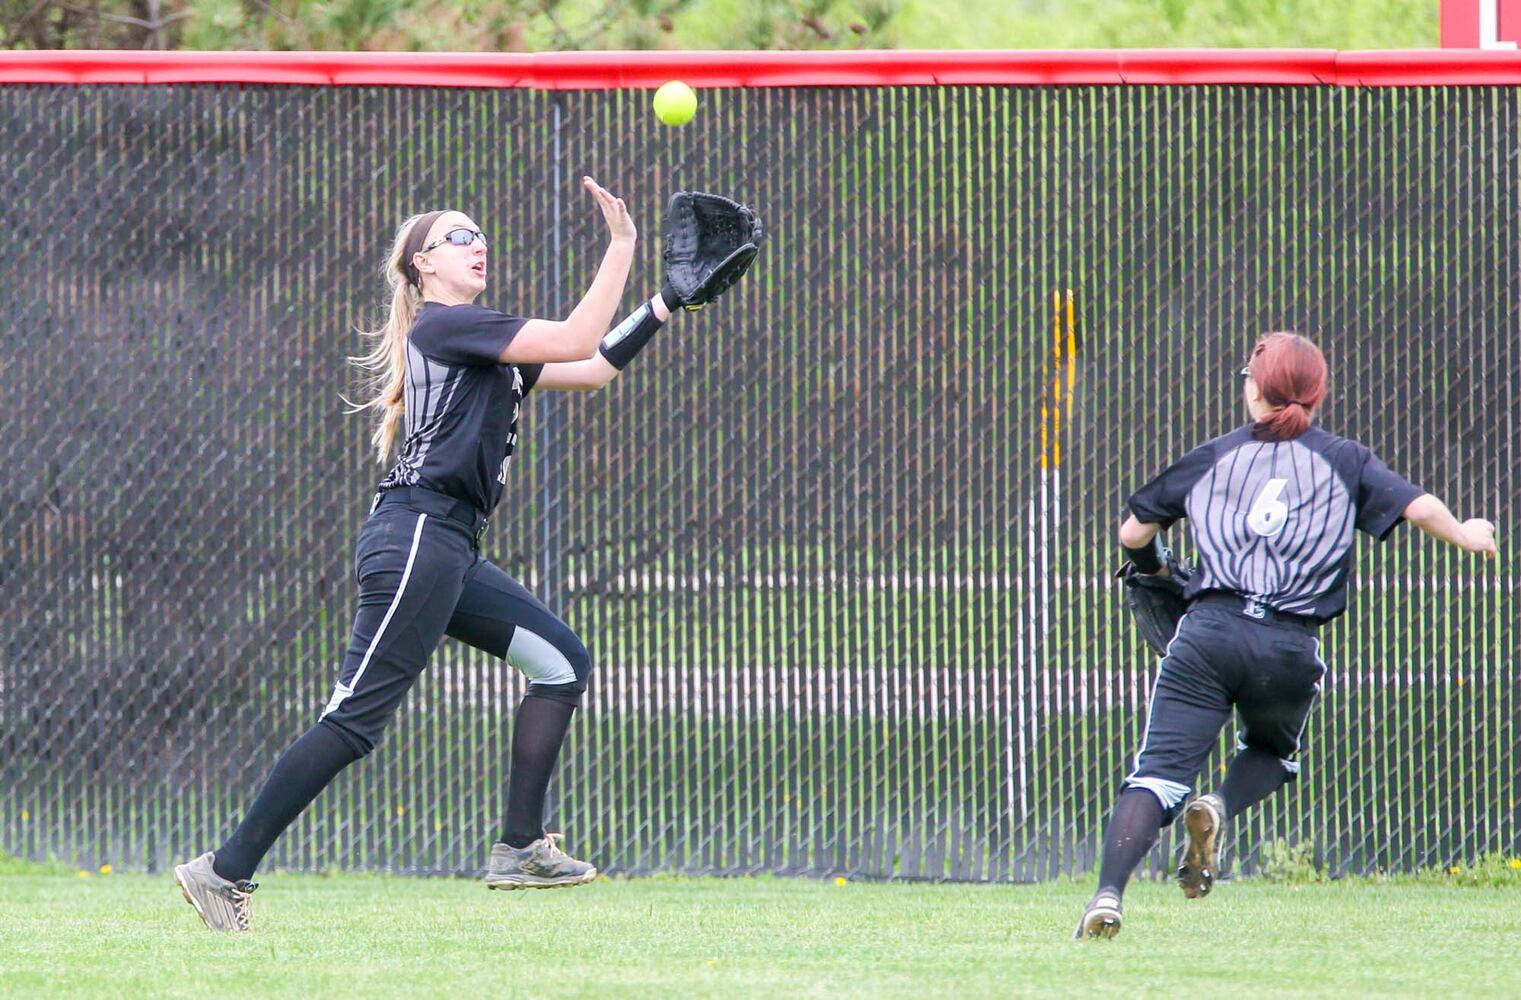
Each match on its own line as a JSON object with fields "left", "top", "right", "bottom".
{"left": 541, "top": 833, "right": 569, "bottom": 861}
{"left": 232, "top": 895, "right": 252, "bottom": 932}
{"left": 217, "top": 880, "right": 257, "bottom": 931}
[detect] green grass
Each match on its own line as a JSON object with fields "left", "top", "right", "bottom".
{"left": 4, "top": 869, "right": 1519, "bottom": 998}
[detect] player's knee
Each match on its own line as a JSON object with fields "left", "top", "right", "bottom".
{"left": 553, "top": 630, "right": 591, "bottom": 686}
{"left": 318, "top": 716, "right": 377, "bottom": 758}
{"left": 509, "top": 624, "right": 591, "bottom": 691}
{"left": 526, "top": 679, "right": 584, "bottom": 707}
{"left": 1123, "top": 775, "right": 1192, "bottom": 825}
{"left": 568, "top": 636, "right": 591, "bottom": 689}
{"left": 1238, "top": 743, "right": 1300, "bottom": 783}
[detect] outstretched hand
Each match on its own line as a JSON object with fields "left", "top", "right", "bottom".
{"left": 1461, "top": 518, "right": 1498, "bottom": 557}
{"left": 584, "top": 177, "right": 636, "bottom": 244}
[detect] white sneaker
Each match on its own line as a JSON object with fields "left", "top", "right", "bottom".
{"left": 484, "top": 834, "right": 597, "bottom": 890}
{"left": 174, "top": 852, "right": 257, "bottom": 931}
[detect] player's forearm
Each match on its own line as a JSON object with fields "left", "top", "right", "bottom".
{"left": 1403, "top": 494, "right": 1468, "bottom": 548}
{"left": 560, "top": 237, "right": 637, "bottom": 354}
{"left": 595, "top": 288, "right": 675, "bottom": 373}
{"left": 549, "top": 354, "right": 622, "bottom": 391}
{"left": 1404, "top": 493, "right": 1498, "bottom": 556}
{"left": 1119, "top": 515, "right": 1161, "bottom": 550}
{"left": 1119, "top": 516, "right": 1169, "bottom": 574}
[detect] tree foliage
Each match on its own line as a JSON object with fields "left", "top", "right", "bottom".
{"left": 0, "top": 0, "right": 1437, "bottom": 51}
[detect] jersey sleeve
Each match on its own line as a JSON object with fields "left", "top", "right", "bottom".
{"left": 519, "top": 363, "right": 545, "bottom": 393}
{"left": 1354, "top": 449, "right": 1424, "bottom": 541}
{"left": 1128, "top": 441, "right": 1217, "bottom": 529}
{"left": 411, "top": 304, "right": 527, "bottom": 366}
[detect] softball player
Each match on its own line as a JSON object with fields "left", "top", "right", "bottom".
{"left": 176, "top": 178, "right": 686, "bottom": 931}
{"left": 1076, "top": 331, "right": 1498, "bottom": 939}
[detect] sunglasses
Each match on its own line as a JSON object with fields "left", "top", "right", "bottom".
{"left": 1237, "top": 365, "right": 1253, "bottom": 383}
{"left": 421, "top": 228, "right": 488, "bottom": 252}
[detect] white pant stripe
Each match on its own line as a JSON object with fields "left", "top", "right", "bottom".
{"left": 1281, "top": 635, "right": 1329, "bottom": 772}
{"left": 1129, "top": 611, "right": 1192, "bottom": 775}
{"left": 322, "top": 513, "right": 429, "bottom": 719}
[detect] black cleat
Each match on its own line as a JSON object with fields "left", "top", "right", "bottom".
{"left": 1073, "top": 890, "right": 1123, "bottom": 940}
{"left": 1178, "top": 793, "right": 1225, "bottom": 899}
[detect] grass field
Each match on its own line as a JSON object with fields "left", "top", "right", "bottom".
{"left": 4, "top": 864, "right": 1519, "bottom": 999}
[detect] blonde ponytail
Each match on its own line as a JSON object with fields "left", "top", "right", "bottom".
{"left": 348, "top": 215, "right": 427, "bottom": 464}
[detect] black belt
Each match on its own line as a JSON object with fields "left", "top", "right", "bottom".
{"left": 1190, "top": 592, "right": 1319, "bottom": 632}
{"left": 372, "top": 486, "right": 489, "bottom": 543}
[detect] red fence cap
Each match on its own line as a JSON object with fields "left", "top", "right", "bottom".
{"left": 1337, "top": 48, "right": 1521, "bottom": 84}
{"left": 1, "top": 49, "right": 1520, "bottom": 88}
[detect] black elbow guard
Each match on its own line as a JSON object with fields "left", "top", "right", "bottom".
{"left": 598, "top": 297, "right": 666, "bottom": 370}
{"left": 1123, "top": 534, "right": 1167, "bottom": 574}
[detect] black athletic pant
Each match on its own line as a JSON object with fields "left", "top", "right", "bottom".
{"left": 318, "top": 487, "right": 590, "bottom": 750}
{"left": 1095, "top": 594, "right": 1325, "bottom": 896}
{"left": 1123, "top": 594, "right": 1325, "bottom": 822}
{"left": 215, "top": 487, "right": 590, "bottom": 881}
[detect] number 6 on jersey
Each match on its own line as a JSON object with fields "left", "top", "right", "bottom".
{"left": 1247, "top": 478, "right": 1290, "bottom": 536}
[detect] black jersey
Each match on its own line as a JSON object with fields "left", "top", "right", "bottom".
{"left": 1128, "top": 425, "right": 1423, "bottom": 622}
{"left": 376, "top": 302, "right": 543, "bottom": 515}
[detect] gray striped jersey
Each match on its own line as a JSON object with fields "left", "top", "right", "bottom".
{"left": 1129, "top": 425, "right": 1422, "bottom": 621}
{"left": 377, "top": 302, "right": 542, "bottom": 515}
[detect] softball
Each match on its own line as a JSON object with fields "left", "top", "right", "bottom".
{"left": 653, "top": 80, "right": 697, "bottom": 127}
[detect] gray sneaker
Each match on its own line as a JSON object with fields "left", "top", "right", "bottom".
{"left": 1178, "top": 792, "right": 1225, "bottom": 899}
{"left": 174, "top": 852, "right": 257, "bottom": 931}
{"left": 1073, "top": 890, "right": 1123, "bottom": 940}
{"left": 484, "top": 835, "right": 597, "bottom": 890}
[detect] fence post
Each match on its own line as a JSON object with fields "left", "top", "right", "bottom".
{"left": 537, "top": 92, "right": 569, "bottom": 827}
{"left": 539, "top": 93, "right": 567, "bottom": 608}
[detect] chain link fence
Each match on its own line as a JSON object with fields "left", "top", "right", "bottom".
{"left": 2, "top": 82, "right": 1516, "bottom": 880}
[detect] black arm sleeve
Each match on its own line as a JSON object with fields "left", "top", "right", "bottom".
{"left": 598, "top": 297, "right": 666, "bottom": 370}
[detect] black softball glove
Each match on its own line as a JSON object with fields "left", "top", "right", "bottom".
{"left": 1116, "top": 552, "right": 1195, "bottom": 657}
{"left": 661, "top": 191, "right": 764, "bottom": 310}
